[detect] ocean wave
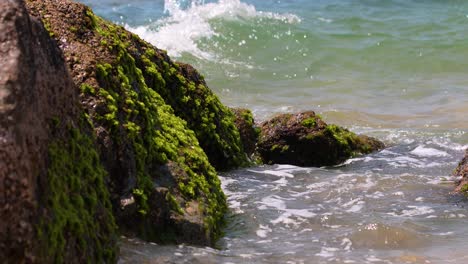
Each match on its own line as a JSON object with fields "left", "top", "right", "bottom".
{"left": 126, "top": 0, "right": 300, "bottom": 59}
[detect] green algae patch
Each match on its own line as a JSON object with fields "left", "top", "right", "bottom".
{"left": 139, "top": 52, "right": 249, "bottom": 171}
{"left": 231, "top": 108, "right": 259, "bottom": 158}
{"left": 302, "top": 117, "right": 317, "bottom": 128}
{"left": 460, "top": 183, "right": 468, "bottom": 195}
{"left": 87, "top": 12, "right": 226, "bottom": 244}
{"left": 324, "top": 124, "right": 360, "bottom": 157}
{"left": 38, "top": 125, "right": 117, "bottom": 263}
{"left": 26, "top": 0, "right": 232, "bottom": 246}
{"left": 258, "top": 111, "right": 384, "bottom": 167}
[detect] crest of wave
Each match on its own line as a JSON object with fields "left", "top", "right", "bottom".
{"left": 127, "top": 0, "right": 301, "bottom": 59}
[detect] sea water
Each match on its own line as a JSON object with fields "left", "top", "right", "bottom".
{"left": 79, "top": 1, "right": 468, "bottom": 263}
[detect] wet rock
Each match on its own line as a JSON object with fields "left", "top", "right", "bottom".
{"left": 26, "top": 0, "right": 227, "bottom": 247}
{"left": 166, "top": 62, "right": 249, "bottom": 171}
{"left": 257, "top": 111, "right": 384, "bottom": 166}
{"left": 0, "top": 0, "right": 117, "bottom": 262}
{"left": 231, "top": 108, "right": 259, "bottom": 157}
{"left": 454, "top": 150, "right": 468, "bottom": 194}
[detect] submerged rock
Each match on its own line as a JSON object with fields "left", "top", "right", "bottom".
{"left": 454, "top": 150, "right": 468, "bottom": 194}
{"left": 0, "top": 0, "right": 117, "bottom": 262}
{"left": 25, "top": 0, "right": 233, "bottom": 247}
{"left": 257, "top": 111, "right": 384, "bottom": 166}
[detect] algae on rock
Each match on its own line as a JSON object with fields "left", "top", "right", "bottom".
{"left": 231, "top": 108, "right": 260, "bottom": 158}
{"left": 26, "top": 0, "right": 232, "bottom": 246}
{"left": 1, "top": 0, "right": 118, "bottom": 262}
{"left": 39, "top": 124, "right": 117, "bottom": 263}
{"left": 454, "top": 150, "right": 468, "bottom": 195}
{"left": 257, "top": 111, "right": 385, "bottom": 167}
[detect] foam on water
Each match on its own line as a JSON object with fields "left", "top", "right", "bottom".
{"left": 410, "top": 145, "right": 449, "bottom": 157}
{"left": 127, "top": 0, "right": 300, "bottom": 59}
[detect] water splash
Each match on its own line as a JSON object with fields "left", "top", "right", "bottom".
{"left": 127, "top": 0, "right": 300, "bottom": 59}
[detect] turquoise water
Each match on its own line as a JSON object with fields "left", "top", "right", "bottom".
{"left": 81, "top": 0, "right": 468, "bottom": 128}
{"left": 79, "top": 1, "right": 468, "bottom": 263}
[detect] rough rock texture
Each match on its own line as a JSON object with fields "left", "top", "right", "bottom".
{"left": 231, "top": 108, "right": 259, "bottom": 158}
{"left": 0, "top": 0, "right": 117, "bottom": 262}
{"left": 26, "top": 0, "right": 248, "bottom": 172}
{"left": 25, "top": 0, "right": 231, "bottom": 246}
{"left": 257, "top": 111, "right": 384, "bottom": 166}
{"left": 454, "top": 150, "right": 468, "bottom": 194}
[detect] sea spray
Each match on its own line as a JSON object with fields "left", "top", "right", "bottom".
{"left": 126, "top": 0, "right": 300, "bottom": 59}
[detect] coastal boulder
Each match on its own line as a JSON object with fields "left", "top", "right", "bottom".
{"left": 0, "top": 0, "right": 117, "bottom": 262}
{"left": 257, "top": 111, "right": 384, "bottom": 166}
{"left": 25, "top": 0, "right": 229, "bottom": 246}
{"left": 454, "top": 150, "right": 468, "bottom": 194}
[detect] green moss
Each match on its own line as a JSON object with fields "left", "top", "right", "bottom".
{"left": 302, "top": 117, "right": 317, "bottom": 128}
{"left": 133, "top": 188, "right": 149, "bottom": 215}
{"left": 139, "top": 52, "right": 249, "bottom": 171}
{"left": 324, "top": 124, "right": 374, "bottom": 157}
{"left": 41, "top": 17, "right": 55, "bottom": 37}
{"left": 270, "top": 144, "right": 289, "bottom": 153}
{"left": 38, "top": 125, "right": 117, "bottom": 263}
{"left": 460, "top": 183, "right": 468, "bottom": 195}
{"left": 241, "top": 109, "right": 255, "bottom": 127}
{"left": 86, "top": 13, "right": 227, "bottom": 242}
{"left": 166, "top": 192, "right": 184, "bottom": 215}
{"left": 85, "top": 9, "right": 98, "bottom": 30}
{"left": 327, "top": 125, "right": 353, "bottom": 144}
{"left": 80, "top": 83, "right": 95, "bottom": 95}
{"left": 51, "top": 116, "right": 60, "bottom": 128}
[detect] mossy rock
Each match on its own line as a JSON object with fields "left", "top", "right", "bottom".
{"left": 231, "top": 108, "right": 259, "bottom": 158}
{"left": 257, "top": 111, "right": 385, "bottom": 166}
{"left": 26, "top": 0, "right": 228, "bottom": 246}
{"left": 39, "top": 124, "right": 118, "bottom": 263}
{"left": 454, "top": 150, "right": 468, "bottom": 195}
{"left": 1, "top": 1, "right": 118, "bottom": 262}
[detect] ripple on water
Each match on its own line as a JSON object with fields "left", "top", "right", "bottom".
{"left": 119, "top": 126, "right": 467, "bottom": 263}
{"left": 350, "top": 223, "right": 428, "bottom": 249}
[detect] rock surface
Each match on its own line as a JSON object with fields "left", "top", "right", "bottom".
{"left": 257, "top": 111, "right": 384, "bottom": 166}
{"left": 0, "top": 0, "right": 117, "bottom": 262}
{"left": 231, "top": 108, "right": 259, "bottom": 158}
{"left": 454, "top": 150, "right": 468, "bottom": 194}
{"left": 25, "top": 0, "right": 231, "bottom": 247}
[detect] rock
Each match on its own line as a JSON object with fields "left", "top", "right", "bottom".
{"left": 454, "top": 150, "right": 468, "bottom": 194}
{"left": 25, "top": 0, "right": 229, "bottom": 246}
{"left": 257, "top": 111, "right": 384, "bottom": 166}
{"left": 231, "top": 108, "right": 259, "bottom": 157}
{"left": 166, "top": 62, "right": 249, "bottom": 171}
{"left": 0, "top": 0, "right": 117, "bottom": 262}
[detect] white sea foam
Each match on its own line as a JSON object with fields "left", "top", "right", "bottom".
{"left": 256, "top": 225, "right": 272, "bottom": 238}
{"left": 219, "top": 176, "right": 237, "bottom": 191}
{"left": 410, "top": 145, "right": 449, "bottom": 157}
{"left": 399, "top": 206, "right": 435, "bottom": 217}
{"left": 316, "top": 247, "right": 339, "bottom": 258}
{"left": 258, "top": 195, "right": 286, "bottom": 210}
{"left": 219, "top": 176, "right": 245, "bottom": 213}
{"left": 127, "top": 0, "right": 300, "bottom": 59}
{"left": 341, "top": 238, "right": 353, "bottom": 251}
{"left": 248, "top": 169, "right": 295, "bottom": 178}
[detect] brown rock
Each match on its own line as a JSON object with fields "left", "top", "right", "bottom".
{"left": 257, "top": 111, "right": 384, "bottom": 167}
{"left": 25, "top": 0, "right": 227, "bottom": 247}
{"left": 1, "top": 0, "right": 117, "bottom": 262}
{"left": 231, "top": 108, "right": 259, "bottom": 157}
{"left": 1, "top": 0, "right": 74, "bottom": 260}
{"left": 454, "top": 150, "right": 468, "bottom": 193}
